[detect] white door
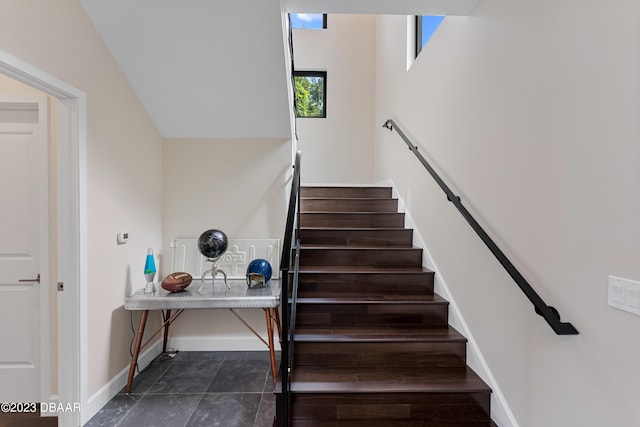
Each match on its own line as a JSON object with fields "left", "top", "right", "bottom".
{"left": 0, "top": 96, "right": 49, "bottom": 402}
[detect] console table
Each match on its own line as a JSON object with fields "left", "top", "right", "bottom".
{"left": 123, "top": 279, "right": 281, "bottom": 395}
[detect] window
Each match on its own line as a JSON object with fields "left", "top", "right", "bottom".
{"left": 416, "top": 16, "right": 445, "bottom": 57}
{"left": 294, "top": 71, "right": 326, "bottom": 118}
{"left": 290, "top": 13, "right": 327, "bottom": 29}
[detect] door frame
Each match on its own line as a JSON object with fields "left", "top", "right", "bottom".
{"left": 0, "top": 51, "right": 87, "bottom": 427}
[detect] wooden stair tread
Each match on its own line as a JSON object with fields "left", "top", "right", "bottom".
{"left": 300, "top": 228, "right": 414, "bottom": 248}
{"left": 296, "top": 266, "right": 432, "bottom": 273}
{"left": 301, "top": 211, "right": 401, "bottom": 214}
{"left": 294, "top": 325, "right": 466, "bottom": 342}
{"left": 301, "top": 197, "right": 397, "bottom": 201}
{"left": 300, "top": 245, "right": 417, "bottom": 250}
{"left": 284, "top": 421, "right": 498, "bottom": 427}
{"left": 289, "top": 366, "right": 491, "bottom": 394}
{"left": 301, "top": 226, "right": 406, "bottom": 230}
{"left": 300, "top": 212, "right": 403, "bottom": 217}
{"left": 300, "top": 212, "right": 405, "bottom": 228}
{"left": 295, "top": 294, "right": 447, "bottom": 304}
{"left": 301, "top": 199, "right": 399, "bottom": 213}
{"left": 298, "top": 246, "right": 422, "bottom": 268}
{"left": 300, "top": 186, "right": 392, "bottom": 198}
{"left": 296, "top": 291, "right": 434, "bottom": 299}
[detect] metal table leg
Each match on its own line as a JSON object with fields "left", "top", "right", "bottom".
{"left": 125, "top": 310, "right": 149, "bottom": 395}
{"left": 265, "top": 308, "right": 277, "bottom": 383}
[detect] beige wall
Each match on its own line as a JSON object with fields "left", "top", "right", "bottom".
{"left": 0, "top": 0, "right": 163, "bottom": 403}
{"left": 293, "top": 14, "right": 376, "bottom": 184}
{"left": 161, "top": 138, "right": 290, "bottom": 341}
{"left": 0, "top": 73, "right": 44, "bottom": 95}
{"left": 375, "top": 2, "right": 640, "bottom": 426}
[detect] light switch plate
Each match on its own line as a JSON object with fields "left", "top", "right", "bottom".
{"left": 608, "top": 275, "right": 640, "bottom": 316}
{"left": 117, "top": 232, "right": 130, "bottom": 244}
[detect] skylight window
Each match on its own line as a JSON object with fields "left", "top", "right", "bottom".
{"left": 416, "top": 16, "right": 445, "bottom": 57}
{"left": 290, "top": 13, "right": 327, "bottom": 29}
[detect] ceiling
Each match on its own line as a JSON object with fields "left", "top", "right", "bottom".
{"left": 81, "top": 0, "right": 479, "bottom": 139}
{"left": 283, "top": 0, "right": 480, "bottom": 16}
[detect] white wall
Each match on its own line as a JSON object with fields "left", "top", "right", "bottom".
{"left": 161, "top": 138, "right": 290, "bottom": 345}
{"left": 80, "top": 0, "right": 292, "bottom": 140}
{"left": 293, "top": 14, "right": 376, "bottom": 184}
{"left": 0, "top": 0, "right": 163, "bottom": 406}
{"left": 374, "top": 2, "right": 640, "bottom": 426}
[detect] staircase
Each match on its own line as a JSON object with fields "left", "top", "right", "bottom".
{"left": 276, "top": 186, "right": 495, "bottom": 426}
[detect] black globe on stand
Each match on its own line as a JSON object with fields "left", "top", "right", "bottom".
{"left": 198, "top": 229, "right": 229, "bottom": 259}
{"left": 197, "top": 229, "right": 230, "bottom": 290}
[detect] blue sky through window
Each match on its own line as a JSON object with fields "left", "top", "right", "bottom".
{"left": 419, "top": 16, "right": 445, "bottom": 50}
{"left": 290, "top": 13, "right": 325, "bottom": 29}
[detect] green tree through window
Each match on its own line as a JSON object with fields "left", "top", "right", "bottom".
{"left": 294, "top": 71, "right": 326, "bottom": 118}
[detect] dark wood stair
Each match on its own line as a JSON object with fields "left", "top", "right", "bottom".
{"left": 300, "top": 228, "right": 414, "bottom": 247}
{"left": 276, "top": 186, "right": 494, "bottom": 426}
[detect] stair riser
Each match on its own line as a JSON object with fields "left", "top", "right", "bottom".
{"left": 301, "top": 187, "right": 392, "bottom": 199}
{"left": 296, "top": 303, "right": 448, "bottom": 327}
{"left": 299, "top": 248, "right": 422, "bottom": 268}
{"left": 300, "top": 212, "right": 405, "bottom": 228}
{"left": 301, "top": 198, "right": 399, "bottom": 213}
{"left": 300, "top": 228, "right": 413, "bottom": 247}
{"left": 293, "top": 342, "right": 466, "bottom": 368}
{"left": 294, "top": 272, "right": 435, "bottom": 296}
{"left": 282, "top": 392, "right": 491, "bottom": 423}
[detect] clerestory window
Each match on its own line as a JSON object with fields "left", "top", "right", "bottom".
{"left": 294, "top": 71, "right": 326, "bottom": 118}
{"left": 290, "top": 13, "right": 327, "bottom": 30}
{"left": 416, "top": 16, "right": 445, "bottom": 57}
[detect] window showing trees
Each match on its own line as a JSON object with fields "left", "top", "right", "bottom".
{"left": 416, "top": 16, "right": 445, "bottom": 57}
{"left": 290, "top": 13, "right": 327, "bottom": 29}
{"left": 294, "top": 71, "right": 326, "bottom": 118}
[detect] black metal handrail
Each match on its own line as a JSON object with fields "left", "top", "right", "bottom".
{"left": 383, "top": 119, "right": 578, "bottom": 335}
{"left": 278, "top": 150, "right": 302, "bottom": 426}
{"left": 287, "top": 13, "right": 298, "bottom": 141}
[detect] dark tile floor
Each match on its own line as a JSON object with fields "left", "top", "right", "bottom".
{"left": 84, "top": 351, "right": 278, "bottom": 427}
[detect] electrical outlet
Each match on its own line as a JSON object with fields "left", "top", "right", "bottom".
{"left": 608, "top": 275, "right": 640, "bottom": 316}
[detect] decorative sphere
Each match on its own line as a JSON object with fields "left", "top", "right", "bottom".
{"left": 197, "top": 229, "right": 228, "bottom": 259}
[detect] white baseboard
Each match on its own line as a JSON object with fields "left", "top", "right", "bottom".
{"left": 167, "top": 335, "right": 281, "bottom": 352}
{"left": 83, "top": 340, "right": 163, "bottom": 425}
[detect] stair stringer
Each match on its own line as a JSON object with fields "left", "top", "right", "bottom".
{"left": 375, "top": 177, "right": 520, "bottom": 427}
